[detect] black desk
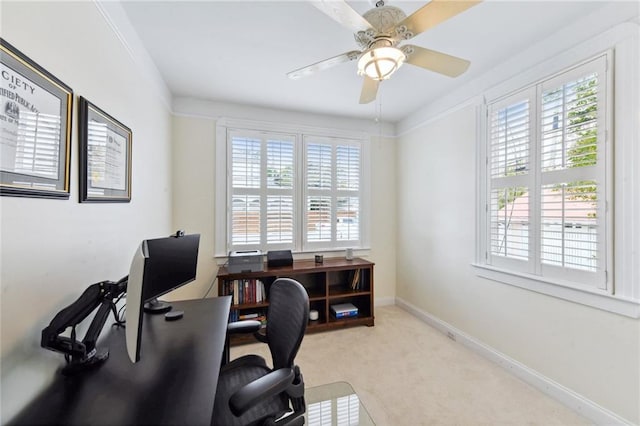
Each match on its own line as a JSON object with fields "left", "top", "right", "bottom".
{"left": 10, "top": 297, "right": 231, "bottom": 426}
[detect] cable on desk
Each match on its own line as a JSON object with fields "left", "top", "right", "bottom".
{"left": 203, "top": 276, "right": 218, "bottom": 299}
{"left": 113, "top": 302, "right": 127, "bottom": 328}
{"left": 203, "top": 259, "right": 228, "bottom": 299}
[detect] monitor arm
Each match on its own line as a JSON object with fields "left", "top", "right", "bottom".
{"left": 41, "top": 277, "right": 127, "bottom": 375}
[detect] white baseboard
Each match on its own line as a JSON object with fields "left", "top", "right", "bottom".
{"left": 395, "top": 297, "right": 633, "bottom": 426}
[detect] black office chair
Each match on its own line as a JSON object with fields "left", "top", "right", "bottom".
{"left": 213, "top": 278, "right": 309, "bottom": 426}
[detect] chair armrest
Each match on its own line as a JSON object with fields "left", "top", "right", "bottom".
{"left": 227, "top": 320, "right": 261, "bottom": 335}
{"left": 229, "top": 368, "right": 294, "bottom": 416}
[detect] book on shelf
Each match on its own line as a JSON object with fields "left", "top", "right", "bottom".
{"left": 223, "top": 279, "right": 266, "bottom": 305}
{"left": 349, "top": 269, "right": 361, "bottom": 290}
{"left": 228, "top": 309, "right": 238, "bottom": 322}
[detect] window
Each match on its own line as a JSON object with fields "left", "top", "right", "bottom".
{"left": 218, "top": 121, "right": 368, "bottom": 255}
{"left": 228, "top": 130, "right": 295, "bottom": 249}
{"left": 480, "top": 55, "right": 610, "bottom": 292}
{"left": 304, "top": 137, "right": 361, "bottom": 250}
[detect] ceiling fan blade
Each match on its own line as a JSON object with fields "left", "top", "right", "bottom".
{"left": 287, "top": 50, "right": 361, "bottom": 80}
{"left": 359, "top": 76, "right": 379, "bottom": 104}
{"left": 310, "top": 0, "right": 373, "bottom": 33}
{"left": 394, "top": 0, "right": 481, "bottom": 40}
{"left": 403, "top": 45, "right": 470, "bottom": 77}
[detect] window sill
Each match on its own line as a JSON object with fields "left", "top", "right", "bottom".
{"left": 471, "top": 263, "right": 640, "bottom": 318}
{"left": 215, "top": 248, "right": 371, "bottom": 263}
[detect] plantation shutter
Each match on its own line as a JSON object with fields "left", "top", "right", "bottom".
{"left": 336, "top": 144, "right": 360, "bottom": 242}
{"left": 266, "top": 139, "right": 294, "bottom": 245}
{"left": 230, "top": 134, "right": 261, "bottom": 246}
{"left": 220, "top": 120, "right": 369, "bottom": 257}
{"left": 487, "top": 88, "right": 535, "bottom": 271}
{"left": 306, "top": 142, "right": 332, "bottom": 243}
{"left": 304, "top": 137, "right": 362, "bottom": 250}
{"left": 484, "top": 55, "right": 608, "bottom": 290}
{"left": 539, "top": 58, "right": 606, "bottom": 287}
{"left": 229, "top": 131, "right": 295, "bottom": 251}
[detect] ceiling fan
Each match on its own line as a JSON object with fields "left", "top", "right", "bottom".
{"left": 287, "top": 0, "right": 481, "bottom": 104}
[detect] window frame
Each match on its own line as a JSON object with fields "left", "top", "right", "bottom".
{"left": 475, "top": 51, "right": 623, "bottom": 312}
{"left": 215, "top": 118, "right": 370, "bottom": 257}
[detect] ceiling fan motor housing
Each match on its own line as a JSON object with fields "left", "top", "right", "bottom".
{"left": 354, "top": 5, "right": 407, "bottom": 49}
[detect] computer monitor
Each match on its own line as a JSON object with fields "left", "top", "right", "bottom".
{"left": 125, "top": 232, "right": 200, "bottom": 363}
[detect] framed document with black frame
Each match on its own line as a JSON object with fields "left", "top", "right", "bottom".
{"left": 0, "top": 38, "right": 73, "bottom": 199}
{"left": 78, "top": 97, "right": 132, "bottom": 203}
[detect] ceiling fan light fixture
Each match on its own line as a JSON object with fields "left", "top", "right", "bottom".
{"left": 357, "top": 46, "right": 406, "bottom": 81}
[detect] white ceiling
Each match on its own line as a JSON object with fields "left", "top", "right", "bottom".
{"left": 120, "top": 1, "right": 609, "bottom": 123}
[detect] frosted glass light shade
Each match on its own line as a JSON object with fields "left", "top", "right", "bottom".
{"left": 357, "top": 47, "right": 406, "bottom": 81}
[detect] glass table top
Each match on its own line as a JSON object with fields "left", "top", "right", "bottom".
{"left": 305, "top": 381, "right": 375, "bottom": 426}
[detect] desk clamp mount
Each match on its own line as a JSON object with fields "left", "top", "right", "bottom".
{"left": 41, "top": 278, "right": 127, "bottom": 375}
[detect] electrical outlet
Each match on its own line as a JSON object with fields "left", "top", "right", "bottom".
{"left": 446, "top": 331, "right": 456, "bottom": 341}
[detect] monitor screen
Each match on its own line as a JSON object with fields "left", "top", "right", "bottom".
{"left": 125, "top": 233, "right": 200, "bottom": 363}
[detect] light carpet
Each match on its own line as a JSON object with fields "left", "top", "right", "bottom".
{"left": 231, "top": 305, "right": 590, "bottom": 425}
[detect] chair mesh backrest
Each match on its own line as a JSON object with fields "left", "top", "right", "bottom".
{"left": 266, "top": 278, "right": 309, "bottom": 370}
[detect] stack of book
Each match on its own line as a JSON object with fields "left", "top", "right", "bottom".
{"left": 222, "top": 279, "right": 266, "bottom": 305}
{"left": 331, "top": 302, "right": 358, "bottom": 318}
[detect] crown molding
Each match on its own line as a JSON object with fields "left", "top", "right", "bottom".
{"left": 397, "top": 2, "right": 639, "bottom": 137}
{"left": 173, "top": 97, "right": 397, "bottom": 138}
{"left": 93, "top": 0, "right": 172, "bottom": 111}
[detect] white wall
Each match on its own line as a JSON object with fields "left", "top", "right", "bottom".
{"left": 169, "top": 115, "right": 217, "bottom": 299}
{"left": 0, "top": 2, "right": 173, "bottom": 422}
{"left": 396, "top": 105, "right": 640, "bottom": 423}
{"left": 170, "top": 106, "right": 397, "bottom": 304}
{"left": 395, "top": 5, "right": 640, "bottom": 423}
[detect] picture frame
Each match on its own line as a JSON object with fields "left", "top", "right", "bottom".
{"left": 78, "top": 97, "right": 132, "bottom": 203}
{"left": 0, "top": 38, "right": 73, "bottom": 199}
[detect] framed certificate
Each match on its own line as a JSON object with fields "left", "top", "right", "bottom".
{"left": 78, "top": 97, "right": 132, "bottom": 202}
{"left": 0, "top": 38, "right": 73, "bottom": 198}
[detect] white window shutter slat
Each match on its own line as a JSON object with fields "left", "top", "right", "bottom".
{"left": 231, "top": 195, "right": 260, "bottom": 245}
{"left": 489, "top": 99, "right": 530, "bottom": 178}
{"left": 307, "top": 143, "right": 332, "bottom": 190}
{"left": 267, "top": 139, "right": 294, "bottom": 189}
{"left": 307, "top": 196, "right": 332, "bottom": 242}
{"left": 336, "top": 145, "right": 360, "bottom": 190}
{"left": 304, "top": 139, "right": 362, "bottom": 249}
{"left": 231, "top": 137, "right": 261, "bottom": 188}
{"left": 229, "top": 132, "right": 295, "bottom": 250}
{"left": 267, "top": 195, "right": 294, "bottom": 244}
